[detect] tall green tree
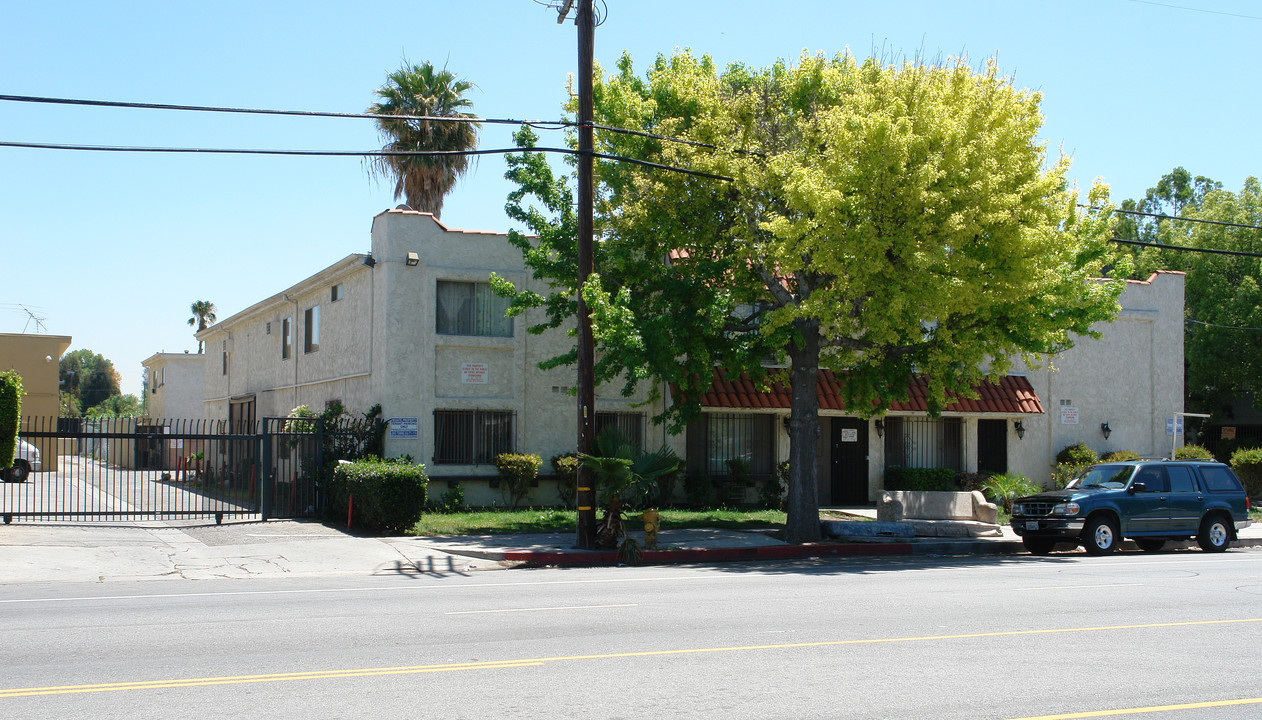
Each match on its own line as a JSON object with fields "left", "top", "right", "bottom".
{"left": 0, "top": 370, "right": 22, "bottom": 472}
{"left": 1173, "top": 178, "right": 1262, "bottom": 415}
{"left": 188, "top": 300, "right": 217, "bottom": 353}
{"left": 497, "top": 51, "right": 1126, "bottom": 543}
{"left": 1115, "top": 167, "right": 1222, "bottom": 278}
{"left": 367, "top": 61, "right": 479, "bottom": 219}
{"left": 60, "top": 349, "right": 121, "bottom": 415}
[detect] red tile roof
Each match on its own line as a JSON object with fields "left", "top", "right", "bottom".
{"left": 692, "top": 368, "right": 1043, "bottom": 415}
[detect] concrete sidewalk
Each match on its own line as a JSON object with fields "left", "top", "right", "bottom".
{"left": 1, "top": 515, "right": 1259, "bottom": 585}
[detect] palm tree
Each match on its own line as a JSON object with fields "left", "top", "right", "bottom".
{"left": 367, "top": 61, "right": 479, "bottom": 219}
{"left": 188, "top": 300, "right": 217, "bottom": 353}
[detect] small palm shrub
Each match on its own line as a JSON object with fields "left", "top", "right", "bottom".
{"left": 982, "top": 472, "right": 1041, "bottom": 514}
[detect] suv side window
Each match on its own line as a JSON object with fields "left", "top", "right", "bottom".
{"left": 1132, "top": 466, "right": 1167, "bottom": 492}
{"left": 1167, "top": 465, "right": 1197, "bottom": 492}
{"left": 1199, "top": 465, "right": 1243, "bottom": 492}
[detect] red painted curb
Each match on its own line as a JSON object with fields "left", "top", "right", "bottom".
{"left": 501, "top": 542, "right": 914, "bottom": 566}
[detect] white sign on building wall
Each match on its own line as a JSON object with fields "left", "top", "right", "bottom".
{"left": 1060, "top": 406, "right": 1080, "bottom": 425}
{"left": 389, "top": 417, "right": 419, "bottom": 440}
{"left": 461, "top": 363, "right": 489, "bottom": 384}
{"left": 840, "top": 428, "right": 858, "bottom": 442}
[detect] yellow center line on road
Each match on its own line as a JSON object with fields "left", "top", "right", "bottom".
{"left": 1005, "top": 696, "right": 1262, "bottom": 719}
{"left": 3, "top": 617, "right": 1259, "bottom": 699}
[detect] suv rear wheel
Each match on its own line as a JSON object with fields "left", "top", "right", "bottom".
{"left": 1197, "top": 515, "right": 1231, "bottom": 552}
{"left": 1082, "top": 516, "right": 1120, "bottom": 555}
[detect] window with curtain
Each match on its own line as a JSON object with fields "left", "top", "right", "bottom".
{"left": 883, "top": 417, "right": 963, "bottom": 471}
{"left": 705, "top": 413, "right": 774, "bottom": 476}
{"left": 436, "top": 281, "right": 513, "bottom": 337}
{"left": 433, "top": 409, "right": 515, "bottom": 464}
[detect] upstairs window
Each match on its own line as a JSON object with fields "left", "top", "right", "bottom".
{"left": 331, "top": 284, "right": 343, "bottom": 302}
{"left": 282, "top": 317, "right": 292, "bottom": 360}
{"left": 304, "top": 306, "right": 320, "bottom": 353}
{"left": 436, "top": 281, "right": 512, "bottom": 337}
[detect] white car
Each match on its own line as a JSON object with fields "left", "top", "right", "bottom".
{"left": 5, "top": 439, "right": 40, "bottom": 482}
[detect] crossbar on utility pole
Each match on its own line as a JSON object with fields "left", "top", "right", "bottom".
{"left": 574, "top": 0, "right": 598, "bottom": 549}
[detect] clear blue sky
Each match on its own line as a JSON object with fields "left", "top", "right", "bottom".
{"left": 3, "top": 1, "right": 1259, "bottom": 398}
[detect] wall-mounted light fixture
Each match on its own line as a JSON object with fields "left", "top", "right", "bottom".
{"left": 1101, "top": 421, "right": 1111, "bottom": 440}
{"left": 874, "top": 419, "right": 884, "bottom": 438}
{"left": 405, "top": 252, "right": 420, "bottom": 267}
{"left": 1014, "top": 420, "right": 1025, "bottom": 440}
{"left": 362, "top": 253, "right": 376, "bottom": 268}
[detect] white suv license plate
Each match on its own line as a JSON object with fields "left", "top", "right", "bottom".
{"left": 1025, "top": 521, "right": 1040, "bottom": 531}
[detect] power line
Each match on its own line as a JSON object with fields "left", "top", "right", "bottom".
{"left": 1110, "top": 238, "right": 1262, "bottom": 259}
{"left": 1125, "top": 0, "right": 1262, "bottom": 22}
{"left": 1187, "top": 318, "right": 1262, "bottom": 332}
{"left": 0, "top": 139, "right": 734, "bottom": 182}
{"left": 1098, "top": 204, "right": 1262, "bottom": 232}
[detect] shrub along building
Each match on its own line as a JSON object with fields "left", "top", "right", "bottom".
{"left": 195, "top": 209, "right": 1186, "bottom": 506}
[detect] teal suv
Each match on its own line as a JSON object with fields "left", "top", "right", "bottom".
{"left": 1011, "top": 460, "right": 1252, "bottom": 555}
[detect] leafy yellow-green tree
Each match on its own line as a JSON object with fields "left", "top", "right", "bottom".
{"left": 367, "top": 61, "right": 479, "bottom": 218}
{"left": 497, "top": 51, "right": 1126, "bottom": 542}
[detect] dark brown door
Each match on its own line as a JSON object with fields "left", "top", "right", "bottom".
{"left": 830, "top": 418, "right": 869, "bottom": 505}
{"left": 977, "top": 419, "right": 1008, "bottom": 475}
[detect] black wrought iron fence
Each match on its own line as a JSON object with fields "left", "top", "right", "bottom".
{"left": 3, "top": 415, "right": 384, "bottom": 524}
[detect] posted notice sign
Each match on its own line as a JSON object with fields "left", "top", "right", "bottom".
{"left": 462, "top": 363, "right": 489, "bottom": 384}
{"left": 1060, "top": 406, "right": 1079, "bottom": 425}
{"left": 389, "top": 417, "right": 418, "bottom": 440}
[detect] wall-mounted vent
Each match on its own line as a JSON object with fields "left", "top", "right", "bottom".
{"left": 265, "top": 322, "right": 272, "bottom": 335}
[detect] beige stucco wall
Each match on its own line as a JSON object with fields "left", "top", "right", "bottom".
{"left": 0, "top": 332, "right": 72, "bottom": 471}
{"left": 142, "top": 353, "right": 206, "bottom": 420}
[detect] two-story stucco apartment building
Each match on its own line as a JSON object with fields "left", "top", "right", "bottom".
{"left": 195, "top": 208, "right": 1186, "bottom": 506}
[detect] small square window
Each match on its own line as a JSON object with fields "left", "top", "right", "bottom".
{"left": 331, "top": 284, "right": 343, "bottom": 302}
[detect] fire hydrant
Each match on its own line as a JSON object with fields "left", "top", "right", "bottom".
{"left": 632, "top": 508, "right": 660, "bottom": 549}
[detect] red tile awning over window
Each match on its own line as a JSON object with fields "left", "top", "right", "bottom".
{"left": 689, "top": 368, "right": 1044, "bottom": 415}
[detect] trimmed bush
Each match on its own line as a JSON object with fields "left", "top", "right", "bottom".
{"left": 552, "top": 453, "right": 579, "bottom": 509}
{"left": 0, "top": 370, "right": 21, "bottom": 471}
{"left": 494, "top": 452, "right": 541, "bottom": 509}
{"left": 1051, "top": 462, "right": 1088, "bottom": 489}
{"left": 1175, "top": 444, "right": 1215, "bottom": 460}
{"left": 1056, "top": 442, "right": 1099, "bottom": 467}
{"left": 1101, "top": 450, "right": 1139, "bottom": 462}
{"left": 329, "top": 458, "right": 427, "bottom": 534}
{"left": 954, "top": 472, "right": 990, "bottom": 492}
{"left": 884, "top": 467, "right": 956, "bottom": 492}
{"left": 1230, "top": 447, "right": 1262, "bottom": 498}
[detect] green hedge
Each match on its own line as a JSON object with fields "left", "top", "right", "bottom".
{"left": 329, "top": 458, "right": 427, "bottom": 534}
{"left": 884, "top": 467, "right": 956, "bottom": 492}
{"left": 1056, "top": 442, "right": 1099, "bottom": 467}
{"left": 552, "top": 453, "right": 579, "bottom": 509}
{"left": 1230, "top": 448, "right": 1262, "bottom": 498}
{"left": 1175, "top": 444, "right": 1215, "bottom": 460}
{"left": 0, "top": 371, "right": 22, "bottom": 470}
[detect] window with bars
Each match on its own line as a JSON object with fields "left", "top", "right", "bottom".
{"left": 436, "top": 280, "right": 513, "bottom": 337}
{"left": 433, "top": 409, "right": 515, "bottom": 465}
{"left": 883, "top": 417, "right": 963, "bottom": 471}
{"left": 705, "top": 413, "right": 774, "bottom": 476}
{"left": 595, "top": 411, "right": 645, "bottom": 452}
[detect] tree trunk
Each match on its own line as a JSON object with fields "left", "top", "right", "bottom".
{"left": 784, "top": 318, "right": 822, "bottom": 543}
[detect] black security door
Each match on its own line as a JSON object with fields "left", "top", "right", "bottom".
{"left": 977, "top": 419, "right": 1008, "bottom": 475}
{"left": 830, "top": 418, "right": 870, "bottom": 505}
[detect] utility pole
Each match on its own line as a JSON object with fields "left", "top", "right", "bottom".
{"left": 559, "top": 0, "right": 597, "bottom": 548}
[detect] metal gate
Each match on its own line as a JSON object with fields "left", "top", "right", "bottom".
{"left": 2, "top": 416, "right": 384, "bottom": 524}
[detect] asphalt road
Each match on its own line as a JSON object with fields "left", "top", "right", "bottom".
{"left": 3, "top": 550, "right": 1262, "bottom": 719}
